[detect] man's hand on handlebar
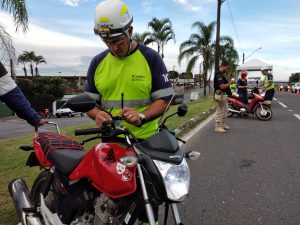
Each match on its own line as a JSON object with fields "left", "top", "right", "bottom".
{"left": 119, "top": 107, "right": 142, "bottom": 127}
{"left": 94, "top": 110, "right": 113, "bottom": 127}
{"left": 87, "top": 107, "right": 109, "bottom": 127}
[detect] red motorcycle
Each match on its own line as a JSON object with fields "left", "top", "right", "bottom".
{"left": 227, "top": 88, "right": 272, "bottom": 121}
{"left": 8, "top": 94, "right": 200, "bottom": 225}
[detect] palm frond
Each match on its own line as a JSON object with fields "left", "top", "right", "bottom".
{"left": 186, "top": 55, "right": 199, "bottom": 73}
{"left": 1, "top": 0, "right": 29, "bottom": 32}
{"left": 0, "top": 23, "right": 16, "bottom": 63}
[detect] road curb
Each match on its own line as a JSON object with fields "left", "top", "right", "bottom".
{"left": 175, "top": 106, "right": 216, "bottom": 138}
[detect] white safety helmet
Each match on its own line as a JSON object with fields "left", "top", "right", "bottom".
{"left": 260, "top": 66, "right": 269, "bottom": 71}
{"left": 94, "top": 0, "right": 133, "bottom": 38}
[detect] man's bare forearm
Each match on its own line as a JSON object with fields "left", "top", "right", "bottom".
{"left": 141, "top": 99, "right": 169, "bottom": 121}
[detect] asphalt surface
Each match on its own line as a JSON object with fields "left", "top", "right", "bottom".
{"left": 0, "top": 115, "right": 92, "bottom": 139}
{"left": 159, "top": 92, "right": 300, "bottom": 225}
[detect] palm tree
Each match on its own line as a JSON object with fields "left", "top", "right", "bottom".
{"left": 132, "top": 32, "right": 148, "bottom": 45}
{"left": 178, "top": 21, "right": 216, "bottom": 96}
{"left": 144, "top": 17, "right": 175, "bottom": 58}
{"left": 219, "top": 36, "right": 239, "bottom": 78}
{"left": 22, "top": 51, "right": 36, "bottom": 76}
{"left": 17, "top": 54, "right": 28, "bottom": 77}
{"left": 33, "top": 55, "right": 46, "bottom": 76}
{"left": 0, "top": 0, "right": 29, "bottom": 63}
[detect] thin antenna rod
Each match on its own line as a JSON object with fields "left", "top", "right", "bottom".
{"left": 158, "top": 93, "right": 175, "bottom": 125}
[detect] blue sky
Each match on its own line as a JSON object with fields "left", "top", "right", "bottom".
{"left": 2, "top": 0, "right": 300, "bottom": 81}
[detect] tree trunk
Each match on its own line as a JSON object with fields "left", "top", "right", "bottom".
{"left": 30, "top": 64, "right": 34, "bottom": 76}
{"left": 203, "top": 73, "right": 207, "bottom": 96}
{"left": 157, "top": 42, "right": 160, "bottom": 56}
{"left": 208, "top": 70, "right": 213, "bottom": 94}
{"left": 23, "top": 66, "right": 27, "bottom": 77}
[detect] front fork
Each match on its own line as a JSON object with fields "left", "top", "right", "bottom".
{"left": 137, "top": 164, "right": 183, "bottom": 225}
{"left": 136, "top": 164, "right": 156, "bottom": 225}
{"left": 171, "top": 203, "right": 183, "bottom": 225}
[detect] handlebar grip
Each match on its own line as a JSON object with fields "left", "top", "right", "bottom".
{"left": 75, "top": 128, "right": 102, "bottom": 136}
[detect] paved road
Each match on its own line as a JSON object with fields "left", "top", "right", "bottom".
{"left": 0, "top": 115, "right": 92, "bottom": 140}
{"left": 160, "top": 92, "right": 300, "bottom": 225}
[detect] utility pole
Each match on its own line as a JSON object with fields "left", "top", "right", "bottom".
{"left": 214, "top": 0, "right": 225, "bottom": 73}
{"left": 242, "top": 53, "right": 245, "bottom": 64}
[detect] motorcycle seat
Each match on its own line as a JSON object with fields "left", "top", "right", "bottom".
{"left": 47, "top": 150, "right": 85, "bottom": 174}
{"left": 37, "top": 132, "right": 85, "bottom": 174}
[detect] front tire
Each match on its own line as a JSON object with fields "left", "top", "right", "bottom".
{"left": 255, "top": 104, "right": 272, "bottom": 121}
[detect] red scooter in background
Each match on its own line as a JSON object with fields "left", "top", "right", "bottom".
{"left": 227, "top": 87, "right": 272, "bottom": 121}
{"left": 39, "top": 108, "right": 51, "bottom": 119}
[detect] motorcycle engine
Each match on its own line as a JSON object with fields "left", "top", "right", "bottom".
{"left": 93, "top": 194, "right": 119, "bottom": 225}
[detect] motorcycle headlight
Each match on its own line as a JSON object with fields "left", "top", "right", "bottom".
{"left": 153, "top": 159, "right": 190, "bottom": 202}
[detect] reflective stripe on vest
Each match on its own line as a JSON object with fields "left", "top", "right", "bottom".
{"left": 101, "top": 98, "right": 151, "bottom": 108}
{"left": 151, "top": 87, "right": 174, "bottom": 101}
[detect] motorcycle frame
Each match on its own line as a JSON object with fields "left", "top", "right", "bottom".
{"left": 228, "top": 93, "right": 265, "bottom": 114}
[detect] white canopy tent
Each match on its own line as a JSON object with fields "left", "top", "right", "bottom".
{"left": 236, "top": 58, "right": 273, "bottom": 80}
{"left": 237, "top": 58, "right": 273, "bottom": 71}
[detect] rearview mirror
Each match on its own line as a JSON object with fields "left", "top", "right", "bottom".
{"left": 177, "top": 103, "right": 188, "bottom": 117}
{"left": 65, "top": 93, "right": 96, "bottom": 112}
{"left": 173, "top": 94, "right": 184, "bottom": 105}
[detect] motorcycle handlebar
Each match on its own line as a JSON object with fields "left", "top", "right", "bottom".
{"left": 75, "top": 128, "right": 102, "bottom": 136}
{"left": 75, "top": 121, "right": 128, "bottom": 137}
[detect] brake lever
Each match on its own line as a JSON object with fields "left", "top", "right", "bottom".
{"left": 79, "top": 136, "right": 101, "bottom": 145}
{"left": 176, "top": 137, "right": 186, "bottom": 144}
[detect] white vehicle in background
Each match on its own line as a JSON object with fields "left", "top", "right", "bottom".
{"left": 292, "top": 83, "right": 300, "bottom": 93}
{"left": 55, "top": 105, "right": 84, "bottom": 118}
{"left": 246, "top": 78, "right": 261, "bottom": 94}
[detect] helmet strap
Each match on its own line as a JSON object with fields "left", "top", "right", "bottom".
{"left": 126, "top": 39, "right": 132, "bottom": 56}
{"left": 124, "top": 29, "right": 132, "bottom": 56}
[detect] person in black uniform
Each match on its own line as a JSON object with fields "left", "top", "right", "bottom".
{"left": 214, "top": 60, "right": 235, "bottom": 133}
{"left": 0, "top": 61, "right": 47, "bottom": 127}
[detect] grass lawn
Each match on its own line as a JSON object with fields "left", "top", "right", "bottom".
{"left": 0, "top": 96, "right": 214, "bottom": 225}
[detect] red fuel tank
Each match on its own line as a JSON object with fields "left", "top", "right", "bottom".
{"left": 69, "top": 142, "right": 137, "bottom": 198}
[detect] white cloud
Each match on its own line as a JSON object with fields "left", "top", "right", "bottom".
{"left": 142, "top": 1, "right": 152, "bottom": 14}
{"left": 172, "top": 0, "right": 213, "bottom": 12}
{"left": 2, "top": 13, "right": 101, "bottom": 76}
{"left": 58, "top": 0, "right": 81, "bottom": 7}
